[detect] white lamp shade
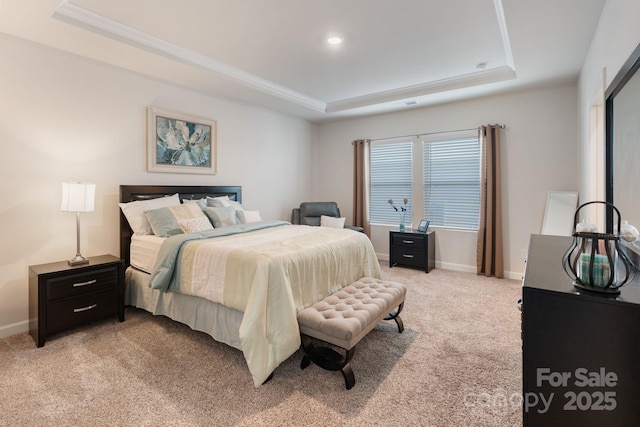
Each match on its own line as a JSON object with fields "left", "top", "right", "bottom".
{"left": 61, "top": 182, "right": 96, "bottom": 212}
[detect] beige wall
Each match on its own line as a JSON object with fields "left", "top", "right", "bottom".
{"left": 315, "top": 84, "right": 579, "bottom": 279}
{"left": 0, "top": 35, "right": 316, "bottom": 337}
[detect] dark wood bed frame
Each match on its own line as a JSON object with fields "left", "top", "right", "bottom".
{"left": 119, "top": 185, "right": 242, "bottom": 267}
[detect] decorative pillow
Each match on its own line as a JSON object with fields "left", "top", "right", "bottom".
{"left": 145, "top": 203, "right": 209, "bottom": 237}
{"left": 204, "top": 206, "right": 239, "bottom": 228}
{"left": 119, "top": 193, "right": 180, "bottom": 235}
{"left": 237, "top": 210, "right": 262, "bottom": 224}
{"left": 206, "top": 195, "right": 229, "bottom": 204}
{"left": 178, "top": 216, "right": 214, "bottom": 233}
{"left": 182, "top": 198, "right": 207, "bottom": 210}
{"left": 206, "top": 196, "right": 245, "bottom": 212}
{"left": 320, "top": 215, "right": 346, "bottom": 229}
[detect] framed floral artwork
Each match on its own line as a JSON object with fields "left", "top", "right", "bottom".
{"left": 147, "top": 106, "right": 217, "bottom": 174}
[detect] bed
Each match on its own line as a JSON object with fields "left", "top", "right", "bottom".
{"left": 119, "top": 185, "right": 381, "bottom": 386}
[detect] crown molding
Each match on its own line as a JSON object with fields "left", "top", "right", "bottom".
{"left": 493, "top": 0, "right": 515, "bottom": 69}
{"left": 52, "top": 1, "right": 327, "bottom": 113}
{"left": 52, "top": 1, "right": 516, "bottom": 116}
{"left": 326, "top": 66, "right": 517, "bottom": 113}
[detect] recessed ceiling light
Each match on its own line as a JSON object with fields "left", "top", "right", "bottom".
{"left": 476, "top": 62, "right": 488, "bottom": 69}
{"left": 327, "top": 36, "right": 343, "bottom": 45}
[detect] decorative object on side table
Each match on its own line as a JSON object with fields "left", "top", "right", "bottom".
{"left": 562, "top": 201, "right": 636, "bottom": 295}
{"left": 60, "top": 182, "right": 95, "bottom": 266}
{"left": 621, "top": 220, "right": 639, "bottom": 243}
{"left": 417, "top": 219, "right": 430, "bottom": 233}
{"left": 388, "top": 198, "right": 409, "bottom": 231}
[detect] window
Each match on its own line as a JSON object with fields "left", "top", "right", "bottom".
{"left": 423, "top": 134, "right": 480, "bottom": 229}
{"left": 369, "top": 130, "right": 480, "bottom": 230}
{"left": 369, "top": 141, "right": 412, "bottom": 223}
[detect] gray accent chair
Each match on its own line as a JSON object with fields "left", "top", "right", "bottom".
{"left": 291, "top": 202, "right": 364, "bottom": 233}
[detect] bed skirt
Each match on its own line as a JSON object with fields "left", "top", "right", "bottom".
{"left": 125, "top": 267, "right": 243, "bottom": 351}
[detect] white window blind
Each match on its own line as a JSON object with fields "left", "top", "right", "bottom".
{"left": 370, "top": 141, "right": 413, "bottom": 223}
{"left": 423, "top": 135, "right": 480, "bottom": 229}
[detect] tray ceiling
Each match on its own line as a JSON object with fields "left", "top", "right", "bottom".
{"left": 0, "top": 0, "right": 606, "bottom": 122}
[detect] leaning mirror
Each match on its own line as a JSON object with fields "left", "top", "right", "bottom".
{"left": 541, "top": 191, "right": 579, "bottom": 236}
{"left": 605, "top": 42, "right": 640, "bottom": 261}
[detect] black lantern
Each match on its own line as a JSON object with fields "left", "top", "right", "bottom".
{"left": 562, "top": 201, "right": 635, "bottom": 295}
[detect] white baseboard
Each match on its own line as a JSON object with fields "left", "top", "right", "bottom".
{"left": 0, "top": 319, "right": 29, "bottom": 339}
{"left": 378, "top": 254, "right": 523, "bottom": 281}
{"left": 435, "top": 260, "right": 476, "bottom": 273}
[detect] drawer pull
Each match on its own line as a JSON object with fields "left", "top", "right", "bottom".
{"left": 402, "top": 254, "right": 414, "bottom": 258}
{"left": 73, "top": 304, "right": 97, "bottom": 313}
{"left": 402, "top": 240, "right": 414, "bottom": 244}
{"left": 73, "top": 279, "right": 97, "bottom": 287}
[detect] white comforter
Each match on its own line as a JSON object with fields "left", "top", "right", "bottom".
{"left": 149, "top": 221, "right": 381, "bottom": 386}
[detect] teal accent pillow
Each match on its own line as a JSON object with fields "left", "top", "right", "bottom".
{"left": 144, "top": 207, "right": 182, "bottom": 237}
{"left": 204, "top": 206, "right": 239, "bottom": 228}
{"left": 145, "top": 203, "right": 210, "bottom": 237}
{"left": 206, "top": 196, "right": 245, "bottom": 211}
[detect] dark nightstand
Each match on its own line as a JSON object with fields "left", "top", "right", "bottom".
{"left": 389, "top": 229, "right": 435, "bottom": 272}
{"left": 28, "top": 254, "right": 125, "bottom": 347}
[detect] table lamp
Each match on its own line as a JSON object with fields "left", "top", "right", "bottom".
{"left": 60, "top": 182, "right": 95, "bottom": 266}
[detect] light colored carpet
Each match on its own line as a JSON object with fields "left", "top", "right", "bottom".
{"left": 0, "top": 266, "right": 522, "bottom": 426}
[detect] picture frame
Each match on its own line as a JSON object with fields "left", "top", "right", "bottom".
{"left": 147, "top": 106, "right": 217, "bottom": 174}
{"left": 417, "top": 219, "right": 430, "bottom": 233}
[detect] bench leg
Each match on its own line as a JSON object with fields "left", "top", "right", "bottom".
{"left": 300, "top": 334, "right": 356, "bottom": 389}
{"left": 341, "top": 361, "right": 356, "bottom": 390}
{"left": 384, "top": 301, "right": 405, "bottom": 333}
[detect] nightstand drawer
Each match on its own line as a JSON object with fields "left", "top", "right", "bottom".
{"left": 392, "top": 249, "right": 426, "bottom": 268}
{"left": 46, "top": 288, "right": 119, "bottom": 335}
{"left": 392, "top": 234, "right": 425, "bottom": 247}
{"left": 46, "top": 267, "right": 118, "bottom": 301}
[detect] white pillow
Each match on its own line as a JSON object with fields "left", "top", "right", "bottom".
{"left": 119, "top": 194, "right": 180, "bottom": 235}
{"left": 320, "top": 215, "right": 346, "bottom": 228}
{"left": 178, "top": 216, "right": 214, "bottom": 233}
{"left": 237, "top": 210, "right": 262, "bottom": 224}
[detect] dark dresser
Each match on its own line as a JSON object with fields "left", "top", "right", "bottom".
{"left": 522, "top": 234, "right": 640, "bottom": 426}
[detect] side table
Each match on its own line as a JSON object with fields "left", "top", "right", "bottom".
{"left": 389, "top": 229, "right": 435, "bottom": 272}
{"left": 28, "top": 254, "right": 125, "bottom": 347}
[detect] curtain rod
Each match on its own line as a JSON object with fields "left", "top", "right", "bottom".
{"left": 368, "top": 124, "right": 505, "bottom": 143}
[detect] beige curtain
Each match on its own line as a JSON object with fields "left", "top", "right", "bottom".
{"left": 353, "top": 139, "right": 371, "bottom": 236}
{"left": 477, "top": 125, "right": 504, "bottom": 278}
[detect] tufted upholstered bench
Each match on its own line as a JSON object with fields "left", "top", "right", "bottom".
{"left": 297, "top": 277, "right": 407, "bottom": 389}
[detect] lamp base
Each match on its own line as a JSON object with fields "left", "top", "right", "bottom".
{"left": 68, "top": 255, "right": 89, "bottom": 266}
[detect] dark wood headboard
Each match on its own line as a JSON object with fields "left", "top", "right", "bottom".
{"left": 119, "top": 185, "right": 242, "bottom": 266}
